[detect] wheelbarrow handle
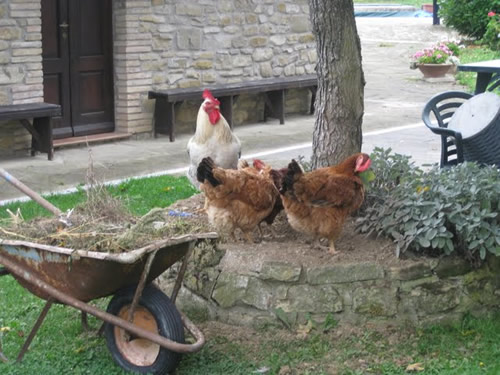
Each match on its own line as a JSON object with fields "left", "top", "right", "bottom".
{"left": 0, "top": 168, "right": 62, "bottom": 217}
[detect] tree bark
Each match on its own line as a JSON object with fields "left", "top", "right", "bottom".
{"left": 308, "top": 0, "right": 365, "bottom": 169}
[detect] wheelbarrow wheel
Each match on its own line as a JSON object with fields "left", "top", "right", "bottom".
{"left": 104, "top": 284, "right": 185, "bottom": 374}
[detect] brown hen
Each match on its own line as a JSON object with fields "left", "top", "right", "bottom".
{"left": 197, "top": 157, "right": 278, "bottom": 243}
{"left": 280, "top": 153, "right": 371, "bottom": 255}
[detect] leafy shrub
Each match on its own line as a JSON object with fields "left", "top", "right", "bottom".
{"left": 483, "top": 12, "right": 500, "bottom": 51}
{"left": 357, "top": 148, "right": 500, "bottom": 265}
{"left": 438, "top": 0, "right": 500, "bottom": 40}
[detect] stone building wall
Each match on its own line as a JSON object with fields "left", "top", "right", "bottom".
{"left": 0, "top": 0, "right": 43, "bottom": 157}
{"left": 115, "top": 0, "right": 316, "bottom": 134}
{"left": 0, "top": 0, "right": 316, "bottom": 156}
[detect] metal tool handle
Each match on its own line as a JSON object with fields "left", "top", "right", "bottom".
{"left": 0, "top": 168, "right": 62, "bottom": 216}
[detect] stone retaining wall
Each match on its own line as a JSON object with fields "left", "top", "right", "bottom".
{"left": 159, "top": 247, "right": 500, "bottom": 328}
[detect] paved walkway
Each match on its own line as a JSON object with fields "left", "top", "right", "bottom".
{"left": 0, "top": 18, "right": 465, "bottom": 203}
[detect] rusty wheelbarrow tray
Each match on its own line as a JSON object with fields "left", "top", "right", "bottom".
{"left": 0, "top": 232, "right": 217, "bottom": 374}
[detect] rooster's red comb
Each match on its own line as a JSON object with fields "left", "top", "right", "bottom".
{"left": 202, "top": 89, "right": 219, "bottom": 105}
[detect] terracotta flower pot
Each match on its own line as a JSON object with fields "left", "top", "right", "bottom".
{"left": 417, "top": 63, "right": 452, "bottom": 78}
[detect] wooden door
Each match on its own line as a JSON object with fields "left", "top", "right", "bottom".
{"left": 41, "top": 0, "right": 114, "bottom": 139}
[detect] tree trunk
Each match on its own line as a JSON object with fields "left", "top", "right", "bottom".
{"left": 308, "top": 0, "right": 365, "bottom": 169}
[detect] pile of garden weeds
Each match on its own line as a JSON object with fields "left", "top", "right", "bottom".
{"left": 0, "top": 152, "right": 213, "bottom": 253}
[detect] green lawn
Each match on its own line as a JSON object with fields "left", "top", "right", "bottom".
{"left": 1, "top": 174, "right": 500, "bottom": 374}
{"left": 0, "top": 174, "right": 198, "bottom": 221}
{"left": 1, "top": 272, "right": 499, "bottom": 374}
{"left": 455, "top": 47, "right": 500, "bottom": 94}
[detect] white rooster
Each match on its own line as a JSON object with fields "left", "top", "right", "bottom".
{"left": 187, "top": 89, "right": 241, "bottom": 188}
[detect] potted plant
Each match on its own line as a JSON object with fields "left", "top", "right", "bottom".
{"left": 410, "top": 41, "right": 460, "bottom": 78}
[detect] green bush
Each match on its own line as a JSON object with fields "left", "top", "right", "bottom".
{"left": 357, "top": 148, "right": 500, "bottom": 265}
{"left": 438, "top": 0, "right": 500, "bottom": 40}
{"left": 482, "top": 13, "right": 500, "bottom": 51}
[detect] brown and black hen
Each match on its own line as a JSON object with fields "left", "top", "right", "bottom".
{"left": 280, "top": 153, "right": 371, "bottom": 255}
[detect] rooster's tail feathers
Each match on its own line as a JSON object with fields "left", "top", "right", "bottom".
{"left": 197, "top": 157, "right": 220, "bottom": 186}
{"left": 280, "top": 159, "right": 302, "bottom": 194}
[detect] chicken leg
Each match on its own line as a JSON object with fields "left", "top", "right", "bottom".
{"left": 328, "top": 238, "right": 340, "bottom": 255}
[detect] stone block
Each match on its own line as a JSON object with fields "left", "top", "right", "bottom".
{"left": 0, "top": 52, "right": 9, "bottom": 64}
{"left": 260, "top": 261, "right": 302, "bottom": 282}
{"left": 223, "top": 26, "right": 240, "bottom": 34}
{"left": 177, "top": 29, "right": 202, "bottom": 50}
{"left": 352, "top": 284, "right": 398, "bottom": 317}
{"left": 270, "top": 35, "right": 286, "bottom": 46}
{"left": 307, "top": 262, "right": 384, "bottom": 285}
{"left": 246, "top": 14, "right": 258, "bottom": 24}
{"left": 139, "top": 15, "right": 165, "bottom": 23}
{"left": 217, "top": 0, "right": 233, "bottom": 13}
{"left": 242, "top": 277, "right": 272, "bottom": 310}
{"left": 233, "top": 55, "right": 252, "bottom": 67}
{"left": 434, "top": 257, "right": 472, "bottom": 278}
{"left": 212, "top": 272, "right": 249, "bottom": 308}
{"left": 407, "top": 282, "right": 460, "bottom": 314}
{"left": 202, "top": 72, "right": 217, "bottom": 83}
{"left": 231, "top": 37, "right": 248, "bottom": 49}
{"left": 388, "top": 261, "right": 432, "bottom": 281}
{"left": 284, "top": 64, "right": 295, "bottom": 75}
{"left": 284, "top": 284, "right": 343, "bottom": 313}
{"left": 249, "top": 37, "right": 268, "bottom": 48}
{"left": 400, "top": 275, "right": 439, "bottom": 292}
{"left": 260, "top": 62, "right": 273, "bottom": 77}
{"left": 0, "top": 27, "right": 21, "bottom": 40}
{"left": 252, "top": 48, "right": 273, "bottom": 62}
{"left": 299, "top": 34, "right": 315, "bottom": 43}
{"left": 219, "top": 16, "right": 231, "bottom": 27}
{"left": 193, "top": 60, "right": 213, "bottom": 70}
{"left": 290, "top": 15, "right": 310, "bottom": 33}
{"left": 176, "top": 3, "right": 202, "bottom": 17}
{"left": 178, "top": 79, "right": 201, "bottom": 88}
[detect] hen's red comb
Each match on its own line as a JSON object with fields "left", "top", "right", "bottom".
{"left": 202, "top": 89, "right": 219, "bottom": 105}
{"left": 253, "top": 159, "right": 265, "bottom": 170}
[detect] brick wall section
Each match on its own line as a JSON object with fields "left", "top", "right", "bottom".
{"left": 113, "top": 0, "right": 155, "bottom": 134}
{"left": 0, "top": 0, "right": 43, "bottom": 156}
{"left": 115, "top": 0, "right": 317, "bottom": 134}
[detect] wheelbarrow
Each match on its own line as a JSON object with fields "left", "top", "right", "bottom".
{"left": 0, "top": 168, "right": 217, "bottom": 374}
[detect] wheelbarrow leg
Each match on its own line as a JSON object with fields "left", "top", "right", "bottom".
{"left": 17, "top": 298, "right": 54, "bottom": 363}
{"left": 171, "top": 241, "right": 195, "bottom": 304}
{"left": 0, "top": 342, "right": 8, "bottom": 363}
{"left": 81, "top": 311, "right": 89, "bottom": 331}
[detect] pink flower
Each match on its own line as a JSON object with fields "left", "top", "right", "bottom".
{"left": 488, "top": 11, "right": 496, "bottom": 17}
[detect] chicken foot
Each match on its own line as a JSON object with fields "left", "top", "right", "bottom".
{"left": 309, "top": 237, "right": 339, "bottom": 255}
{"left": 328, "top": 238, "right": 340, "bottom": 255}
{"left": 257, "top": 223, "right": 278, "bottom": 241}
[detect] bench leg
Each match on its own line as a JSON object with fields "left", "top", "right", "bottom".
{"left": 263, "top": 90, "right": 285, "bottom": 124}
{"left": 21, "top": 117, "right": 53, "bottom": 160}
{"left": 153, "top": 98, "right": 175, "bottom": 142}
{"left": 219, "top": 96, "right": 234, "bottom": 129}
{"left": 34, "top": 117, "right": 53, "bottom": 160}
{"left": 309, "top": 86, "right": 317, "bottom": 114}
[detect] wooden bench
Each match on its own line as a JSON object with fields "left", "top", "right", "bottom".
{"left": 148, "top": 75, "right": 318, "bottom": 141}
{"left": 0, "top": 103, "right": 61, "bottom": 160}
